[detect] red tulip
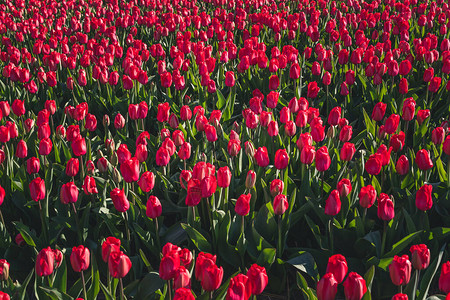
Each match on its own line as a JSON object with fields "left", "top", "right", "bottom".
{"left": 70, "top": 245, "right": 90, "bottom": 272}
{"left": 326, "top": 254, "right": 348, "bottom": 283}
{"left": 27, "top": 157, "right": 40, "bottom": 174}
{"left": 146, "top": 196, "right": 162, "bottom": 219}
{"left": 328, "top": 107, "right": 341, "bottom": 126}
{"left": 359, "top": 185, "right": 377, "bottom": 208}
{"left": 337, "top": 179, "right": 352, "bottom": 198}
{"left": 273, "top": 194, "right": 289, "bottom": 215}
{"left": 36, "top": 247, "right": 55, "bottom": 277}
{"left": 108, "top": 251, "right": 132, "bottom": 278}
{"left": 30, "top": 177, "right": 46, "bottom": 201}
{"left": 343, "top": 272, "right": 367, "bottom": 300}
{"left": 415, "top": 149, "right": 433, "bottom": 171}
{"left": 417, "top": 109, "right": 430, "bottom": 125}
{"left": 340, "top": 142, "right": 356, "bottom": 161}
{"left": 416, "top": 184, "right": 433, "bottom": 211}
{"left": 439, "top": 261, "right": 450, "bottom": 293}
{"left": 195, "top": 252, "right": 217, "bottom": 281}
{"left": 226, "top": 274, "right": 252, "bottom": 300}
{"left": 101, "top": 237, "right": 121, "bottom": 263}
{"left": 325, "top": 190, "right": 341, "bottom": 216}
{"left": 392, "top": 294, "right": 408, "bottom": 300}
{"left": 174, "top": 266, "right": 191, "bottom": 290}
{"left": 120, "top": 157, "right": 140, "bottom": 183}
{"left": 316, "top": 146, "right": 331, "bottom": 172}
{"left": 410, "top": 244, "right": 430, "bottom": 270}
{"left": 173, "top": 288, "right": 195, "bottom": 300}
{"left": 396, "top": 155, "right": 410, "bottom": 175}
{"left": 60, "top": 182, "right": 78, "bottom": 204}
{"left": 114, "top": 113, "right": 125, "bottom": 129}
{"left": 402, "top": 97, "right": 416, "bottom": 121}
{"left": 385, "top": 114, "right": 400, "bottom": 134}
{"left": 389, "top": 255, "right": 412, "bottom": 286}
{"left": 201, "top": 263, "right": 224, "bottom": 291}
{"left": 429, "top": 77, "right": 442, "bottom": 93}
{"left": 246, "top": 264, "right": 268, "bottom": 295}
{"left": 307, "top": 81, "right": 320, "bottom": 98}
{"left": 11, "top": 99, "right": 25, "bottom": 117}
{"left": 255, "top": 147, "right": 269, "bottom": 167}
{"left": 110, "top": 188, "right": 129, "bottom": 212}
{"left": 82, "top": 176, "right": 98, "bottom": 195}
{"left": 160, "top": 250, "right": 180, "bottom": 280}
{"left": 270, "top": 179, "right": 284, "bottom": 197}
{"left": 365, "top": 154, "right": 382, "bottom": 175}
{"left": 317, "top": 273, "right": 338, "bottom": 300}
{"left": 227, "top": 139, "right": 241, "bottom": 157}
{"left": 72, "top": 137, "right": 86, "bottom": 157}
{"left": 274, "top": 149, "right": 289, "bottom": 170}
{"left": 372, "top": 102, "right": 387, "bottom": 122}
{"left": 377, "top": 193, "right": 395, "bottom": 221}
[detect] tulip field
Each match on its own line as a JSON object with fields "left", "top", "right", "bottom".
{"left": 2, "top": 0, "right": 450, "bottom": 299}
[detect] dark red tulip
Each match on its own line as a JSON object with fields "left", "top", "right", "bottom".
{"left": 410, "top": 244, "right": 430, "bottom": 270}
{"left": 377, "top": 193, "right": 395, "bottom": 221}
{"left": 60, "top": 182, "right": 78, "bottom": 204}
{"left": 415, "top": 149, "right": 433, "bottom": 171}
{"left": 235, "top": 194, "right": 251, "bottom": 216}
{"left": 108, "top": 251, "right": 132, "bottom": 278}
{"left": 316, "top": 146, "right": 331, "bottom": 172}
{"left": 343, "top": 272, "right": 367, "bottom": 300}
{"left": 317, "top": 273, "right": 338, "bottom": 300}
{"left": 70, "top": 245, "right": 90, "bottom": 273}
{"left": 359, "top": 185, "right": 377, "bottom": 208}
{"left": 110, "top": 188, "right": 129, "bottom": 212}
{"left": 416, "top": 184, "right": 433, "bottom": 211}
{"left": 325, "top": 190, "right": 341, "bottom": 216}
{"left": 146, "top": 196, "right": 162, "bottom": 219}
{"left": 389, "top": 255, "right": 412, "bottom": 286}
{"left": 372, "top": 102, "right": 387, "bottom": 122}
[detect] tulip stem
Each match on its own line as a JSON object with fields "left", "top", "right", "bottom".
{"left": 154, "top": 217, "right": 161, "bottom": 251}
{"left": 277, "top": 215, "right": 282, "bottom": 258}
{"left": 447, "top": 156, "right": 450, "bottom": 188}
{"left": 81, "top": 271, "right": 88, "bottom": 300}
{"left": 167, "top": 280, "right": 172, "bottom": 300}
{"left": 71, "top": 203, "right": 82, "bottom": 244}
{"left": 119, "top": 278, "right": 125, "bottom": 300}
{"left": 328, "top": 218, "right": 334, "bottom": 253}
{"left": 412, "top": 269, "right": 420, "bottom": 300}
{"left": 0, "top": 209, "right": 6, "bottom": 230}
{"left": 124, "top": 212, "right": 131, "bottom": 246}
{"left": 38, "top": 201, "right": 49, "bottom": 245}
{"left": 381, "top": 221, "right": 387, "bottom": 256}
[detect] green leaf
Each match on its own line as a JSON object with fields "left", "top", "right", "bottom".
{"left": 256, "top": 248, "right": 276, "bottom": 268}
{"left": 53, "top": 259, "right": 68, "bottom": 293}
{"left": 17, "top": 269, "right": 34, "bottom": 300}
{"left": 216, "top": 89, "right": 226, "bottom": 110}
{"left": 383, "top": 231, "right": 422, "bottom": 258}
{"left": 13, "top": 222, "right": 36, "bottom": 247}
{"left": 286, "top": 251, "right": 319, "bottom": 281}
{"left": 135, "top": 272, "right": 165, "bottom": 299}
{"left": 180, "top": 223, "right": 212, "bottom": 253}
{"left": 40, "top": 287, "right": 74, "bottom": 300}
{"left": 362, "top": 108, "right": 375, "bottom": 137}
{"left": 296, "top": 272, "right": 318, "bottom": 300}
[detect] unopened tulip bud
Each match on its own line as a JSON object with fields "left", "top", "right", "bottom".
{"left": 327, "top": 126, "right": 335, "bottom": 139}
{"left": 0, "top": 260, "right": 9, "bottom": 281}
{"left": 112, "top": 167, "right": 122, "bottom": 184}
{"left": 245, "top": 141, "right": 255, "bottom": 157}
{"left": 103, "top": 115, "right": 110, "bottom": 127}
{"left": 245, "top": 170, "right": 256, "bottom": 189}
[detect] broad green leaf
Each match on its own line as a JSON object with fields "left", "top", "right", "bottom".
{"left": 286, "top": 251, "right": 319, "bottom": 281}
{"left": 256, "top": 248, "right": 276, "bottom": 268}
{"left": 383, "top": 231, "right": 422, "bottom": 258}
{"left": 417, "top": 243, "right": 446, "bottom": 300}
{"left": 181, "top": 223, "right": 212, "bottom": 253}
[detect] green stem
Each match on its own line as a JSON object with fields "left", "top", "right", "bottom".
{"left": 72, "top": 203, "right": 82, "bottom": 244}
{"left": 412, "top": 269, "right": 420, "bottom": 300}
{"left": 124, "top": 212, "right": 131, "bottom": 247}
{"left": 447, "top": 156, "right": 450, "bottom": 188}
{"left": 328, "top": 217, "right": 334, "bottom": 253}
{"left": 154, "top": 217, "right": 161, "bottom": 252}
{"left": 120, "top": 278, "right": 125, "bottom": 300}
{"left": 81, "top": 271, "right": 88, "bottom": 300}
{"left": 38, "top": 201, "right": 49, "bottom": 245}
{"left": 381, "top": 221, "right": 387, "bottom": 257}
{"left": 277, "top": 215, "right": 282, "bottom": 257}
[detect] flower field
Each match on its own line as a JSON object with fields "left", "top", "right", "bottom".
{"left": 1, "top": 0, "right": 450, "bottom": 298}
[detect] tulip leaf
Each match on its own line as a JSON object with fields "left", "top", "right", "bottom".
{"left": 417, "top": 243, "right": 446, "bottom": 300}
{"left": 99, "top": 282, "right": 115, "bottom": 300}
{"left": 426, "top": 296, "right": 446, "bottom": 300}
{"left": 134, "top": 272, "right": 165, "bottom": 299}
{"left": 40, "top": 287, "right": 74, "bottom": 300}
{"left": 181, "top": 223, "right": 212, "bottom": 253}
{"left": 296, "top": 272, "right": 318, "bottom": 300}
{"left": 13, "top": 222, "right": 36, "bottom": 247}
{"left": 286, "top": 251, "right": 319, "bottom": 281}
{"left": 364, "top": 265, "right": 375, "bottom": 293}
{"left": 362, "top": 108, "right": 375, "bottom": 137}
{"left": 17, "top": 269, "right": 34, "bottom": 300}
{"left": 382, "top": 230, "right": 422, "bottom": 258}
{"left": 256, "top": 248, "right": 276, "bottom": 268}
{"left": 216, "top": 89, "right": 226, "bottom": 110}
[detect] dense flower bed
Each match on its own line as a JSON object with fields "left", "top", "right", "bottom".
{"left": 0, "top": 0, "right": 449, "bottom": 298}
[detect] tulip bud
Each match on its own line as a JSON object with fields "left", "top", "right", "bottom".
{"left": 112, "top": 167, "right": 122, "bottom": 184}
{"left": 273, "top": 194, "right": 289, "bottom": 215}
{"left": 416, "top": 184, "right": 433, "bottom": 211}
{"left": 245, "top": 170, "right": 256, "bottom": 189}
{"left": 108, "top": 251, "right": 132, "bottom": 278}
{"left": 325, "top": 190, "right": 341, "bottom": 216}
{"left": 146, "top": 196, "right": 162, "bottom": 219}
{"left": 439, "top": 261, "right": 450, "bottom": 294}
{"left": 270, "top": 179, "right": 284, "bottom": 197}
{"left": 246, "top": 264, "right": 268, "bottom": 295}
{"left": 217, "top": 167, "right": 231, "bottom": 188}
{"left": 359, "top": 185, "right": 377, "bottom": 208}
{"left": 377, "top": 193, "right": 395, "bottom": 221}
{"left": 0, "top": 260, "right": 9, "bottom": 281}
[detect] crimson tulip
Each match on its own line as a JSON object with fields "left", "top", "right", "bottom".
{"left": 108, "top": 251, "right": 132, "bottom": 278}
{"left": 389, "top": 255, "right": 412, "bottom": 286}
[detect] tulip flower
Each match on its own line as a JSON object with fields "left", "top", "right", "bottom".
{"left": 226, "top": 274, "right": 252, "bottom": 300}
{"left": 70, "top": 245, "right": 90, "bottom": 273}
{"left": 316, "top": 146, "right": 331, "bottom": 172}
{"left": 359, "top": 185, "right": 377, "bottom": 208}
{"left": 389, "top": 255, "right": 412, "bottom": 286}
{"left": 325, "top": 190, "right": 341, "bottom": 216}
{"left": 255, "top": 147, "right": 269, "bottom": 167}
{"left": 416, "top": 149, "right": 433, "bottom": 171}
{"left": 392, "top": 294, "right": 408, "bottom": 300}
{"left": 416, "top": 184, "right": 433, "bottom": 211}
{"left": 146, "top": 196, "right": 162, "bottom": 219}
{"left": 326, "top": 254, "right": 348, "bottom": 283}
{"left": 110, "top": 188, "right": 129, "bottom": 212}
{"left": 174, "top": 266, "right": 191, "bottom": 290}
{"left": 343, "top": 272, "right": 367, "bottom": 300}
{"left": 173, "top": 288, "right": 195, "bottom": 300}
{"left": 247, "top": 264, "right": 268, "bottom": 295}
{"left": 273, "top": 194, "right": 289, "bottom": 215}
{"left": 410, "top": 244, "right": 430, "bottom": 270}
{"left": 102, "top": 237, "right": 121, "bottom": 262}
{"left": 36, "top": 247, "right": 55, "bottom": 277}
{"left": 160, "top": 250, "right": 180, "bottom": 280}
{"left": 439, "top": 261, "right": 450, "bottom": 294}
{"left": 108, "top": 251, "right": 132, "bottom": 278}
{"left": 60, "top": 182, "right": 78, "bottom": 204}
{"left": 317, "top": 273, "right": 338, "bottom": 300}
